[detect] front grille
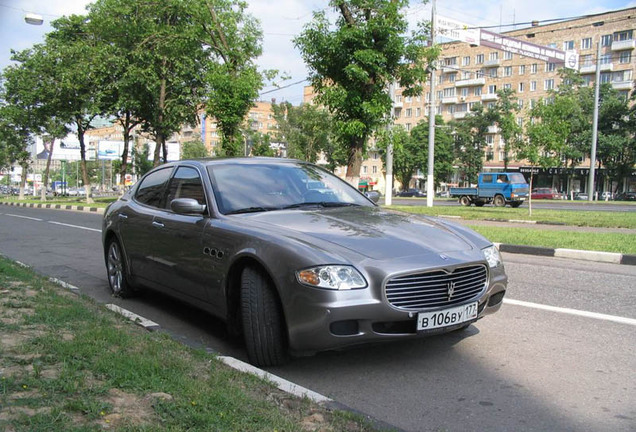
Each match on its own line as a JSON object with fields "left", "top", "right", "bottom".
{"left": 385, "top": 265, "right": 488, "bottom": 310}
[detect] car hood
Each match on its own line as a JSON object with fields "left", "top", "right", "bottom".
{"left": 244, "top": 206, "right": 476, "bottom": 260}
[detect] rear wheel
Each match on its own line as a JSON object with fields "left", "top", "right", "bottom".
{"left": 241, "top": 266, "right": 289, "bottom": 367}
{"left": 493, "top": 195, "right": 506, "bottom": 207}
{"left": 459, "top": 196, "right": 471, "bottom": 206}
{"left": 106, "top": 239, "right": 136, "bottom": 298}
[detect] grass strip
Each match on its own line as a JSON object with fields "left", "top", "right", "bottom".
{"left": 467, "top": 225, "right": 636, "bottom": 255}
{"left": 392, "top": 205, "right": 636, "bottom": 229}
{"left": 0, "top": 257, "right": 380, "bottom": 432}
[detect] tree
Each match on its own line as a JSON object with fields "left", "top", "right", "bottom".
{"left": 181, "top": 139, "right": 210, "bottom": 159}
{"left": 411, "top": 116, "right": 454, "bottom": 189}
{"left": 377, "top": 126, "right": 418, "bottom": 191}
{"left": 451, "top": 103, "right": 493, "bottom": 185}
{"left": 247, "top": 131, "right": 275, "bottom": 157}
{"left": 490, "top": 88, "right": 522, "bottom": 171}
{"left": 295, "top": 0, "right": 436, "bottom": 186}
{"left": 271, "top": 102, "right": 336, "bottom": 163}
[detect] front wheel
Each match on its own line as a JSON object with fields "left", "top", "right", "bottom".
{"left": 106, "top": 239, "right": 136, "bottom": 298}
{"left": 493, "top": 195, "right": 506, "bottom": 207}
{"left": 459, "top": 196, "right": 471, "bottom": 206}
{"left": 241, "top": 266, "right": 289, "bottom": 367}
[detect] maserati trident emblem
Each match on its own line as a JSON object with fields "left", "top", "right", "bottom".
{"left": 439, "top": 254, "right": 449, "bottom": 260}
{"left": 447, "top": 281, "right": 456, "bottom": 301}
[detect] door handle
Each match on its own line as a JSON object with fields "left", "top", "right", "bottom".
{"left": 118, "top": 213, "right": 128, "bottom": 219}
{"left": 152, "top": 221, "right": 165, "bottom": 228}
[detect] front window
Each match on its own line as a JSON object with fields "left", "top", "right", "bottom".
{"left": 207, "top": 161, "right": 373, "bottom": 215}
{"left": 134, "top": 167, "right": 173, "bottom": 208}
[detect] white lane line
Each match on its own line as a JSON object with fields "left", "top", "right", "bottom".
{"left": 504, "top": 298, "right": 636, "bottom": 326}
{"left": 105, "top": 304, "right": 160, "bottom": 329}
{"left": 217, "top": 356, "right": 332, "bottom": 404}
{"left": 6, "top": 214, "right": 43, "bottom": 221}
{"left": 48, "top": 221, "right": 101, "bottom": 232}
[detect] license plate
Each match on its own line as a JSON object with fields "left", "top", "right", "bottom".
{"left": 417, "top": 302, "right": 478, "bottom": 331}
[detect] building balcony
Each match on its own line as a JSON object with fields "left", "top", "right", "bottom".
{"left": 441, "top": 96, "right": 458, "bottom": 104}
{"left": 441, "top": 66, "right": 457, "bottom": 73}
{"left": 579, "top": 63, "right": 614, "bottom": 74}
{"left": 481, "top": 93, "right": 499, "bottom": 102}
{"left": 487, "top": 125, "right": 500, "bottom": 134}
{"left": 393, "top": 101, "right": 403, "bottom": 109}
{"left": 455, "top": 77, "right": 486, "bottom": 87}
{"left": 453, "top": 111, "right": 469, "bottom": 119}
{"left": 484, "top": 59, "right": 500, "bottom": 67}
{"left": 611, "top": 39, "right": 635, "bottom": 51}
{"left": 611, "top": 80, "right": 633, "bottom": 90}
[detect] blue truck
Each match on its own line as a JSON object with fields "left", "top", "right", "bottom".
{"left": 449, "top": 172, "right": 529, "bottom": 208}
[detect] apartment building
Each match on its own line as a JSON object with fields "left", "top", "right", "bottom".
{"left": 391, "top": 7, "right": 635, "bottom": 193}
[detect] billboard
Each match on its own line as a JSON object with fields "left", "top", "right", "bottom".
{"left": 436, "top": 16, "right": 481, "bottom": 45}
{"left": 480, "top": 30, "right": 568, "bottom": 64}
{"left": 97, "top": 141, "right": 124, "bottom": 160}
{"left": 146, "top": 141, "right": 180, "bottom": 162}
{"left": 33, "top": 135, "right": 89, "bottom": 161}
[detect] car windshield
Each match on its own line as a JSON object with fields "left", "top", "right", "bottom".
{"left": 508, "top": 173, "right": 527, "bottom": 184}
{"left": 207, "top": 161, "right": 374, "bottom": 215}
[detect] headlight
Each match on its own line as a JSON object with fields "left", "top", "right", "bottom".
{"left": 296, "top": 266, "right": 367, "bottom": 290}
{"left": 482, "top": 245, "right": 502, "bottom": 268}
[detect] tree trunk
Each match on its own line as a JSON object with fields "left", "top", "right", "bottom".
{"left": 19, "top": 162, "right": 28, "bottom": 200}
{"left": 153, "top": 74, "right": 167, "bottom": 167}
{"left": 344, "top": 137, "right": 364, "bottom": 188}
{"left": 77, "top": 123, "right": 94, "bottom": 205}
{"left": 40, "top": 139, "right": 54, "bottom": 201}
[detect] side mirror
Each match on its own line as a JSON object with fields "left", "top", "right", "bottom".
{"left": 171, "top": 198, "right": 207, "bottom": 215}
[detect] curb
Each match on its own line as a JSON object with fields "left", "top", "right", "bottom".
{"left": 495, "top": 243, "right": 636, "bottom": 266}
{"left": 1, "top": 201, "right": 104, "bottom": 214}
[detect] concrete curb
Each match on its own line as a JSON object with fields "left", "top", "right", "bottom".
{"left": 1, "top": 201, "right": 104, "bottom": 214}
{"left": 496, "top": 243, "right": 636, "bottom": 266}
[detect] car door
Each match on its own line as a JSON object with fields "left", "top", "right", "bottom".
{"left": 150, "top": 165, "right": 214, "bottom": 303}
{"left": 118, "top": 166, "right": 174, "bottom": 283}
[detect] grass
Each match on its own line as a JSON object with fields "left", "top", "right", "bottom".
{"left": 468, "top": 225, "right": 636, "bottom": 255}
{"left": 392, "top": 204, "right": 636, "bottom": 229}
{"left": 0, "top": 257, "right": 381, "bottom": 432}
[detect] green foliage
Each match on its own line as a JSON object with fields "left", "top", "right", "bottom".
{"left": 132, "top": 144, "right": 153, "bottom": 177}
{"left": 295, "top": 0, "right": 437, "bottom": 179}
{"left": 271, "top": 102, "right": 337, "bottom": 163}
{"left": 247, "top": 132, "right": 275, "bottom": 157}
{"left": 181, "top": 139, "right": 210, "bottom": 159}
{"left": 451, "top": 103, "right": 494, "bottom": 184}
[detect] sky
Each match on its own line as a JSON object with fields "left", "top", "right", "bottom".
{"left": 1, "top": 0, "right": 635, "bottom": 105}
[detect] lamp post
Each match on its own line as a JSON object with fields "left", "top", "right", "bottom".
{"left": 24, "top": 13, "right": 44, "bottom": 25}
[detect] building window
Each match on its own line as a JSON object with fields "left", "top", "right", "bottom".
{"left": 489, "top": 68, "right": 498, "bottom": 78}
{"left": 504, "top": 83, "right": 511, "bottom": 90}
{"left": 405, "top": 96, "right": 412, "bottom": 103}
{"left": 530, "top": 99, "right": 536, "bottom": 109}
{"left": 547, "top": 43, "right": 557, "bottom": 49}
{"left": 474, "top": 87, "right": 482, "bottom": 96}
{"left": 443, "top": 87, "right": 455, "bottom": 97}
{"left": 444, "top": 57, "right": 457, "bottom": 66}
{"left": 581, "top": 38, "right": 592, "bottom": 50}
{"left": 415, "top": 107, "right": 421, "bottom": 117}
{"left": 462, "top": 56, "right": 470, "bottom": 66}
{"left": 504, "top": 66, "right": 512, "bottom": 77}
{"left": 489, "top": 52, "right": 499, "bottom": 61}
{"left": 601, "top": 34, "right": 612, "bottom": 46}
{"left": 405, "top": 108, "right": 412, "bottom": 118}
{"left": 372, "top": 166, "right": 377, "bottom": 174}
{"left": 405, "top": 123, "right": 412, "bottom": 131}
{"left": 544, "top": 79, "right": 554, "bottom": 90}
{"left": 517, "top": 117, "right": 524, "bottom": 127}
{"left": 600, "top": 54, "right": 612, "bottom": 65}
{"left": 504, "top": 51, "right": 513, "bottom": 60}
{"left": 519, "top": 65, "right": 526, "bottom": 75}
{"left": 476, "top": 70, "right": 484, "bottom": 78}
{"left": 530, "top": 81, "right": 537, "bottom": 91}
{"left": 563, "top": 40, "right": 574, "bottom": 50}
{"left": 619, "top": 51, "right": 631, "bottom": 64}
{"left": 531, "top": 63, "right": 538, "bottom": 74}
{"left": 476, "top": 54, "right": 484, "bottom": 64}
{"left": 581, "top": 54, "right": 593, "bottom": 67}
{"left": 545, "top": 63, "right": 556, "bottom": 72}
{"left": 461, "top": 87, "right": 469, "bottom": 97}
{"left": 462, "top": 71, "right": 471, "bottom": 80}
{"left": 519, "top": 82, "right": 525, "bottom": 92}
{"left": 614, "top": 30, "right": 633, "bottom": 41}
{"left": 518, "top": 99, "right": 524, "bottom": 109}
{"left": 448, "top": 73, "right": 457, "bottom": 82}
{"left": 488, "top": 85, "right": 497, "bottom": 94}
{"left": 485, "top": 135, "right": 494, "bottom": 147}
{"left": 600, "top": 72, "right": 611, "bottom": 84}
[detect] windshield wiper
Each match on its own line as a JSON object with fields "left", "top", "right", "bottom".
{"left": 226, "top": 206, "right": 277, "bottom": 215}
{"left": 280, "top": 202, "right": 362, "bottom": 210}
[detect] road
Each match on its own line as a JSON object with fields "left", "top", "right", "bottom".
{"left": 1, "top": 205, "right": 634, "bottom": 432}
{"left": 393, "top": 197, "right": 636, "bottom": 212}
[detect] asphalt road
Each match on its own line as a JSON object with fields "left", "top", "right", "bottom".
{"left": 392, "top": 197, "right": 636, "bottom": 212}
{"left": 1, "top": 205, "right": 634, "bottom": 432}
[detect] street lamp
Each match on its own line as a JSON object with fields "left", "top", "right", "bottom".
{"left": 24, "top": 13, "right": 44, "bottom": 25}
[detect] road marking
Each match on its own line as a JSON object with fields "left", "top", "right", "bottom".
{"left": 6, "top": 214, "right": 43, "bottom": 221}
{"left": 48, "top": 221, "right": 101, "bottom": 232}
{"left": 504, "top": 298, "right": 636, "bottom": 326}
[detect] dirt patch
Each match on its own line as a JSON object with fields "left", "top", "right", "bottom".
{"left": 99, "top": 388, "right": 156, "bottom": 429}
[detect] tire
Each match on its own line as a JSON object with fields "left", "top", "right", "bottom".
{"left": 459, "top": 196, "right": 471, "bottom": 206}
{"left": 241, "top": 266, "right": 289, "bottom": 367}
{"left": 511, "top": 201, "right": 523, "bottom": 208}
{"left": 493, "top": 195, "right": 506, "bottom": 207}
{"left": 106, "top": 238, "right": 136, "bottom": 298}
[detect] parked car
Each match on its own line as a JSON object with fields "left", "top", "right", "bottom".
{"left": 397, "top": 188, "right": 426, "bottom": 197}
{"left": 614, "top": 191, "right": 636, "bottom": 201}
{"left": 102, "top": 158, "right": 507, "bottom": 367}
{"left": 601, "top": 192, "right": 614, "bottom": 201}
{"left": 574, "top": 192, "right": 589, "bottom": 200}
{"left": 531, "top": 188, "right": 561, "bottom": 200}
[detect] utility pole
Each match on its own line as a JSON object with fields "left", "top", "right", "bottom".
{"left": 384, "top": 83, "right": 395, "bottom": 206}
{"left": 588, "top": 40, "right": 601, "bottom": 201}
{"left": 426, "top": 0, "right": 436, "bottom": 208}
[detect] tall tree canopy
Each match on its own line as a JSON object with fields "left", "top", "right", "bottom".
{"left": 296, "top": 0, "right": 437, "bottom": 186}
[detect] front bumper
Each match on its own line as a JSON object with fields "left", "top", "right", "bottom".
{"left": 282, "top": 261, "right": 507, "bottom": 354}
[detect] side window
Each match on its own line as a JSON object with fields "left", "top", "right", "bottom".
{"left": 135, "top": 168, "right": 172, "bottom": 208}
{"left": 482, "top": 174, "right": 493, "bottom": 183}
{"left": 165, "top": 166, "right": 206, "bottom": 208}
{"left": 497, "top": 174, "right": 509, "bottom": 183}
